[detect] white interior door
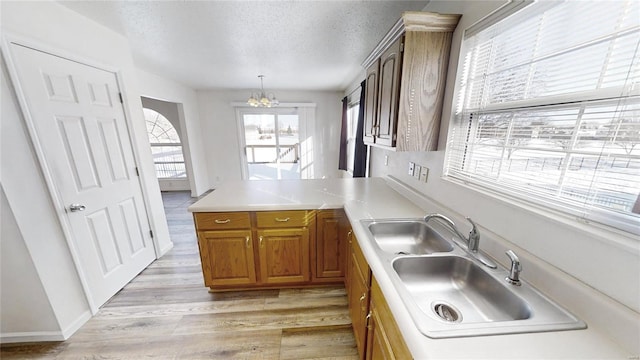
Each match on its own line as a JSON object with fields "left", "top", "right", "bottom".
{"left": 8, "top": 44, "right": 156, "bottom": 308}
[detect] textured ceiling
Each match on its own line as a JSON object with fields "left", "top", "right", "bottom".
{"left": 58, "top": 1, "right": 430, "bottom": 91}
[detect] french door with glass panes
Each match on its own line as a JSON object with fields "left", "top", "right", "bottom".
{"left": 238, "top": 108, "right": 300, "bottom": 180}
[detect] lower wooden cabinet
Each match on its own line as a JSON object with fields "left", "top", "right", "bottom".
{"left": 346, "top": 229, "right": 412, "bottom": 360}
{"left": 314, "top": 209, "right": 348, "bottom": 282}
{"left": 347, "top": 230, "right": 372, "bottom": 358}
{"left": 366, "top": 278, "right": 412, "bottom": 360}
{"left": 257, "top": 228, "right": 309, "bottom": 284}
{"left": 195, "top": 210, "right": 345, "bottom": 291}
{"left": 198, "top": 230, "right": 257, "bottom": 288}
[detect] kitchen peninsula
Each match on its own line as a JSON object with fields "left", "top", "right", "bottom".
{"left": 188, "top": 177, "right": 630, "bottom": 359}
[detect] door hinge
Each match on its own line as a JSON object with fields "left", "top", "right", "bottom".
{"left": 135, "top": 167, "right": 140, "bottom": 176}
{"left": 400, "top": 42, "right": 405, "bottom": 52}
{"left": 149, "top": 230, "right": 154, "bottom": 238}
{"left": 118, "top": 93, "right": 124, "bottom": 103}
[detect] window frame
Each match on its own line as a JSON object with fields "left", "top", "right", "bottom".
{"left": 143, "top": 108, "right": 187, "bottom": 179}
{"left": 443, "top": 0, "right": 640, "bottom": 236}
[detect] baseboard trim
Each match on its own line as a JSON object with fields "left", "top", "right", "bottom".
{"left": 1, "top": 310, "right": 92, "bottom": 344}
{"left": 60, "top": 310, "right": 92, "bottom": 339}
{"left": 0, "top": 330, "right": 65, "bottom": 344}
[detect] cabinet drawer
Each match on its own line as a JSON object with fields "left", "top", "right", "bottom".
{"left": 194, "top": 212, "right": 251, "bottom": 230}
{"left": 256, "top": 210, "right": 313, "bottom": 228}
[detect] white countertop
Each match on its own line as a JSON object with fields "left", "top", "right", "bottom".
{"left": 189, "top": 178, "right": 631, "bottom": 359}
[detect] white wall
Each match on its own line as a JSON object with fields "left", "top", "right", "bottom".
{"left": 0, "top": 187, "right": 60, "bottom": 338}
{"left": 1, "top": 0, "right": 172, "bottom": 340}
{"left": 137, "top": 70, "right": 210, "bottom": 196}
{"left": 366, "top": 0, "right": 639, "bottom": 337}
{"left": 197, "top": 90, "right": 343, "bottom": 185}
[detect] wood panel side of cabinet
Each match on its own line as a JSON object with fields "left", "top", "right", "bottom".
{"left": 396, "top": 30, "right": 454, "bottom": 152}
{"left": 314, "top": 209, "right": 348, "bottom": 282}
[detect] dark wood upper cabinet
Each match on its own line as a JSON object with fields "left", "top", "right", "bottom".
{"left": 361, "top": 11, "right": 460, "bottom": 151}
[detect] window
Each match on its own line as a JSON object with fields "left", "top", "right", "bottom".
{"left": 445, "top": 1, "right": 640, "bottom": 234}
{"left": 144, "top": 108, "right": 186, "bottom": 179}
{"left": 346, "top": 103, "right": 360, "bottom": 174}
{"left": 239, "top": 108, "right": 301, "bottom": 180}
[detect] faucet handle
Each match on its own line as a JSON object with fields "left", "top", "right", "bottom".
{"left": 465, "top": 217, "right": 480, "bottom": 251}
{"left": 505, "top": 250, "right": 522, "bottom": 286}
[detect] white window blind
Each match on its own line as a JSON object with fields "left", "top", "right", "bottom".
{"left": 445, "top": 0, "right": 640, "bottom": 234}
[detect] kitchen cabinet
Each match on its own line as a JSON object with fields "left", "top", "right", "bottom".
{"left": 347, "top": 230, "right": 372, "bottom": 358}
{"left": 366, "top": 278, "right": 412, "bottom": 360}
{"left": 256, "top": 228, "right": 309, "bottom": 284}
{"left": 346, "top": 229, "right": 411, "bottom": 360}
{"left": 314, "top": 209, "right": 348, "bottom": 282}
{"left": 195, "top": 210, "right": 314, "bottom": 290}
{"left": 362, "top": 11, "right": 460, "bottom": 151}
{"left": 195, "top": 212, "right": 256, "bottom": 287}
{"left": 363, "top": 60, "right": 379, "bottom": 144}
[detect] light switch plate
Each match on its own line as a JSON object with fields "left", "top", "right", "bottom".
{"left": 385, "top": 155, "right": 389, "bottom": 166}
{"left": 408, "top": 162, "right": 415, "bottom": 175}
{"left": 414, "top": 165, "right": 422, "bottom": 179}
{"left": 420, "top": 167, "right": 429, "bottom": 182}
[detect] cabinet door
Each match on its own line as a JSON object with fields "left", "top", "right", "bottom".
{"left": 363, "top": 59, "right": 380, "bottom": 144}
{"left": 315, "top": 210, "right": 347, "bottom": 281}
{"left": 366, "top": 302, "right": 393, "bottom": 360}
{"left": 257, "top": 228, "right": 310, "bottom": 284}
{"left": 348, "top": 253, "right": 370, "bottom": 358}
{"left": 376, "top": 37, "right": 403, "bottom": 147}
{"left": 197, "top": 230, "right": 256, "bottom": 287}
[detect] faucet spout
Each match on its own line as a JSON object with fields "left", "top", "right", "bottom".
{"left": 424, "top": 213, "right": 496, "bottom": 269}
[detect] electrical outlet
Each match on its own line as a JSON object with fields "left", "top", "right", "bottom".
{"left": 420, "top": 166, "right": 429, "bottom": 182}
{"left": 413, "top": 165, "right": 422, "bottom": 179}
{"left": 408, "top": 162, "right": 415, "bottom": 175}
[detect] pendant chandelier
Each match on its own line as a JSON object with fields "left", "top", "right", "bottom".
{"left": 247, "top": 75, "right": 279, "bottom": 107}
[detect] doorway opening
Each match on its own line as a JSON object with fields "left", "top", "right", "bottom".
{"left": 142, "top": 97, "right": 191, "bottom": 192}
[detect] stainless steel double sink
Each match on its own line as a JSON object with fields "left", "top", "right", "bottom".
{"left": 360, "top": 218, "right": 586, "bottom": 338}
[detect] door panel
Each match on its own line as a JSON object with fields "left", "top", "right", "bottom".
{"left": 9, "top": 43, "right": 156, "bottom": 308}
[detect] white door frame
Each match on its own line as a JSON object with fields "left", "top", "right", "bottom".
{"left": 2, "top": 33, "right": 161, "bottom": 313}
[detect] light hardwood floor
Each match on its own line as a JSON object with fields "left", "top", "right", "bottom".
{"left": 1, "top": 191, "right": 358, "bottom": 359}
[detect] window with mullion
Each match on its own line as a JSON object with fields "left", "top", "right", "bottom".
{"left": 445, "top": 0, "right": 640, "bottom": 234}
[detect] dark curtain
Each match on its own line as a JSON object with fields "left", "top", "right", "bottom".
{"left": 353, "top": 80, "right": 367, "bottom": 177}
{"left": 338, "top": 96, "right": 348, "bottom": 170}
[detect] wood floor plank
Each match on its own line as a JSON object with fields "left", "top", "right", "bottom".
{"left": 280, "top": 325, "right": 358, "bottom": 360}
{"left": 68, "top": 316, "right": 183, "bottom": 342}
{"left": 173, "top": 305, "right": 351, "bottom": 335}
{"left": 95, "top": 299, "right": 265, "bottom": 319}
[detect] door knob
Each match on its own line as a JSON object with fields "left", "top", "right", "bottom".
{"left": 69, "top": 204, "right": 86, "bottom": 212}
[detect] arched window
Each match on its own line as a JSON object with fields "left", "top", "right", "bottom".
{"left": 144, "top": 108, "right": 186, "bottom": 178}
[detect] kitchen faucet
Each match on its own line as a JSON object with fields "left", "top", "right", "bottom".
{"left": 423, "top": 213, "right": 496, "bottom": 268}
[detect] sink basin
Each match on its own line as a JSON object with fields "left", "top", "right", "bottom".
{"left": 358, "top": 218, "right": 586, "bottom": 338}
{"left": 387, "top": 255, "right": 586, "bottom": 338}
{"left": 366, "top": 220, "right": 454, "bottom": 255}
{"left": 392, "top": 256, "right": 531, "bottom": 323}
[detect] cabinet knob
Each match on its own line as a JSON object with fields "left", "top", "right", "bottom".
{"left": 274, "top": 217, "right": 290, "bottom": 222}
{"left": 245, "top": 236, "right": 250, "bottom": 248}
{"left": 214, "top": 219, "right": 231, "bottom": 224}
{"left": 259, "top": 236, "right": 264, "bottom": 247}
